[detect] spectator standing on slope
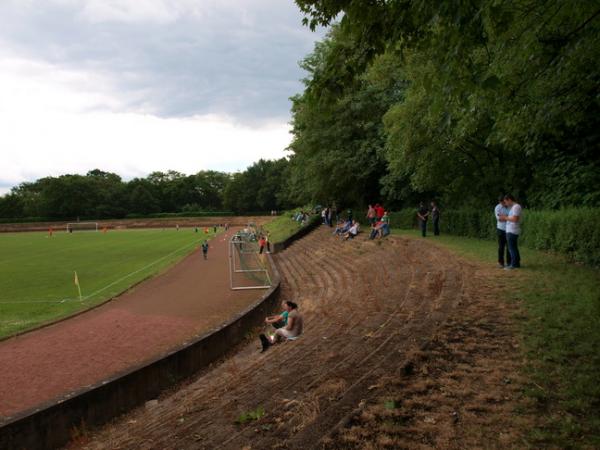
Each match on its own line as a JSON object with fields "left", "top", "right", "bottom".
{"left": 500, "top": 194, "right": 522, "bottom": 269}
{"left": 417, "top": 202, "right": 429, "bottom": 237}
{"left": 374, "top": 203, "right": 385, "bottom": 221}
{"left": 431, "top": 202, "right": 441, "bottom": 236}
{"left": 366, "top": 204, "right": 376, "bottom": 225}
{"left": 494, "top": 196, "right": 511, "bottom": 268}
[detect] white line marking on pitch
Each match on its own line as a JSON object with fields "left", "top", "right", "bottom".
{"left": 0, "top": 240, "right": 198, "bottom": 305}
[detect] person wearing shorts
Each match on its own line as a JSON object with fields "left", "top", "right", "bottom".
{"left": 260, "top": 301, "right": 303, "bottom": 351}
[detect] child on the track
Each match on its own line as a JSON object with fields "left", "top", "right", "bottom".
{"left": 201, "top": 240, "right": 209, "bottom": 260}
{"left": 260, "top": 301, "right": 303, "bottom": 352}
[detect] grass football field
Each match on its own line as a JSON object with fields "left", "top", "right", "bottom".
{"left": 0, "top": 228, "right": 217, "bottom": 338}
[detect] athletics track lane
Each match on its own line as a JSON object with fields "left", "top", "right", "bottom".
{"left": 0, "top": 227, "right": 259, "bottom": 420}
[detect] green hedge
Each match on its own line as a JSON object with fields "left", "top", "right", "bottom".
{"left": 359, "top": 207, "right": 600, "bottom": 267}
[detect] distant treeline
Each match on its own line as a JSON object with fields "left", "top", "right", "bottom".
{"left": 0, "top": 160, "right": 293, "bottom": 220}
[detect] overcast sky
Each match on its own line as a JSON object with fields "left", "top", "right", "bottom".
{"left": 0, "top": 0, "right": 326, "bottom": 194}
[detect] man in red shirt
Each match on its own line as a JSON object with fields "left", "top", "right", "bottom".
{"left": 258, "top": 235, "right": 267, "bottom": 254}
{"left": 375, "top": 204, "right": 385, "bottom": 220}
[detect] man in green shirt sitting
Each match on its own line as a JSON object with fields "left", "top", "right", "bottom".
{"left": 260, "top": 301, "right": 303, "bottom": 352}
{"left": 265, "top": 301, "right": 289, "bottom": 329}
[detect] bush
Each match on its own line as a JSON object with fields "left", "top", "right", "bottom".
{"left": 387, "top": 207, "right": 600, "bottom": 267}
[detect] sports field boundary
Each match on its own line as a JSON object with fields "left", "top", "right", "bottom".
{"left": 0, "top": 254, "right": 281, "bottom": 450}
{"left": 0, "top": 239, "right": 201, "bottom": 344}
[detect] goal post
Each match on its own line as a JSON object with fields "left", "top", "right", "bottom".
{"left": 228, "top": 228, "right": 272, "bottom": 290}
{"left": 66, "top": 222, "right": 99, "bottom": 232}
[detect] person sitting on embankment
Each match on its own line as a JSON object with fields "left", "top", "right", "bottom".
{"left": 260, "top": 301, "right": 303, "bottom": 352}
{"left": 264, "top": 301, "right": 289, "bottom": 329}
{"left": 342, "top": 220, "right": 360, "bottom": 240}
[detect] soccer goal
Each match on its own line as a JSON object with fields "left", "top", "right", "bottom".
{"left": 66, "top": 222, "right": 99, "bottom": 232}
{"left": 228, "top": 229, "right": 272, "bottom": 290}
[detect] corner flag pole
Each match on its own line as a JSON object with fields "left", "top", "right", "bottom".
{"left": 74, "top": 271, "right": 83, "bottom": 301}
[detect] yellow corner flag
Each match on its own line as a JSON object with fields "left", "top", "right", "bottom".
{"left": 74, "top": 271, "right": 83, "bottom": 301}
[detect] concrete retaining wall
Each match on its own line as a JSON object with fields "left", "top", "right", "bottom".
{"left": 0, "top": 256, "right": 281, "bottom": 450}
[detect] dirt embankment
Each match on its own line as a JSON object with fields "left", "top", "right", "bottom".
{"left": 75, "top": 227, "right": 531, "bottom": 449}
{"left": 0, "top": 216, "right": 271, "bottom": 233}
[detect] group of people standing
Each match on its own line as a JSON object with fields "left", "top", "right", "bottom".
{"left": 495, "top": 194, "right": 522, "bottom": 270}
{"left": 417, "top": 202, "right": 441, "bottom": 237}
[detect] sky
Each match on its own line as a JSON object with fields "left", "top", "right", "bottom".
{"left": 0, "top": 0, "right": 326, "bottom": 195}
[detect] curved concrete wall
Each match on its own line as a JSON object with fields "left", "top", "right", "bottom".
{"left": 0, "top": 256, "right": 281, "bottom": 450}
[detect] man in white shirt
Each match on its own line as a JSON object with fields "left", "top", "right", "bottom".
{"left": 494, "top": 196, "right": 511, "bottom": 268}
{"left": 342, "top": 220, "right": 359, "bottom": 240}
{"left": 500, "top": 194, "right": 522, "bottom": 269}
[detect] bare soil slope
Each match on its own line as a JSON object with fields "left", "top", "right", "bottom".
{"left": 77, "top": 227, "right": 529, "bottom": 449}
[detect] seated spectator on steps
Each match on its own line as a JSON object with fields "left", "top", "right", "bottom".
{"left": 342, "top": 220, "right": 360, "bottom": 240}
{"left": 369, "top": 220, "right": 382, "bottom": 239}
{"left": 260, "top": 301, "right": 303, "bottom": 352}
{"left": 333, "top": 219, "right": 352, "bottom": 236}
{"left": 264, "top": 301, "right": 289, "bottom": 329}
{"left": 368, "top": 212, "right": 391, "bottom": 239}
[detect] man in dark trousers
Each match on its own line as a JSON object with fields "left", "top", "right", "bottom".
{"left": 431, "top": 201, "right": 440, "bottom": 236}
{"left": 500, "top": 194, "right": 522, "bottom": 269}
{"left": 417, "top": 202, "right": 429, "bottom": 237}
{"left": 494, "top": 196, "right": 511, "bottom": 268}
{"left": 201, "top": 240, "right": 209, "bottom": 260}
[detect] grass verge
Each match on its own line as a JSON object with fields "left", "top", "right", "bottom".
{"left": 392, "top": 228, "right": 600, "bottom": 448}
{"left": 262, "top": 210, "right": 317, "bottom": 244}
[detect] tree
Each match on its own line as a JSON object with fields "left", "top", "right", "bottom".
{"left": 292, "top": 0, "right": 600, "bottom": 208}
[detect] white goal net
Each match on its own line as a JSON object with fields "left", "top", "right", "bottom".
{"left": 228, "top": 226, "right": 272, "bottom": 290}
{"left": 67, "top": 222, "right": 99, "bottom": 232}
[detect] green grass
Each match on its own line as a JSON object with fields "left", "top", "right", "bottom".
{"left": 392, "top": 228, "right": 600, "bottom": 448}
{"left": 262, "top": 211, "right": 316, "bottom": 244}
{"left": 0, "top": 228, "right": 217, "bottom": 338}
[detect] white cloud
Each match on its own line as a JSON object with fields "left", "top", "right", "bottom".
{"left": 0, "top": 1, "right": 326, "bottom": 194}
{"left": 0, "top": 48, "right": 290, "bottom": 194}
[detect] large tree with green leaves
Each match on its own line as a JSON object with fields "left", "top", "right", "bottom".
{"left": 287, "top": 24, "right": 406, "bottom": 208}
{"left": 293, "top": 0, "right": 600, "bottom": 208}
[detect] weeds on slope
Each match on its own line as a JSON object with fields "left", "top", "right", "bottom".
{"left": 393, "top": 229, "right": 600, "bottom": 448}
